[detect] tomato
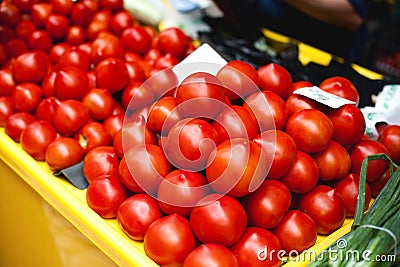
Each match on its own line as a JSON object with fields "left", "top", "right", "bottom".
{"left": 0, "top": 2, "right": 21, "bottom": 28}
{"left": 28, "top": 29, "right": 53, "bottom": 52}
{"left": 121, "top": 114, "right": 158, "bottom": 153}
{"left": 152, "top": 53, "right": 179, "bottom": 70}
{"left": 117, "top": 193, "right": 163, "bottom": 241}
{"left": 75, "top": 121, "right": 112, "bottom": 153}
{"left": 41, "top": 70, "right": 57, "bottom": 97}
{"left": 82, "top": 88, "right": 115, "bottom": 121}
{"left": 319, "top": 76, "right": 360, "bottom": 105}
{"left": 90, "top": 32, "right": 123, "bottom": 64}
{"left": 273, "top": 210, "right": 318, "bottom": 253}
{"left": 183, "top": 243, "right": 239, "bottom": 267}
{"left": 298, "top": 185, "right": 346, "bottom": 235}
{"left": 157, "top": 169, "right": 209, "bottom": 217}
{"left": 121, "top": 81, "right": 155, "bottom": 111}
{"left": 378, "top": 124, "right": 400, "bottom": 165}
{"left": 312, "top": 140, "right": 351, "bottom": 181}
{"left": 368, "top": 168, "right": 392, "bottom": 197}
{"left": 164, "top": 118, "right": 220, "bottom": 171}
{"left": 206, "top": 138, "right": 268, "bottom": 197}
{"left": 213, "top": 105, "right": 258, "bottom": 142}
{"left": 86, "top": 174, "right": 129, "bottom": 219}
{"left": 5, "top": 38, "right": 29, "bottom": 59}
{"left": 45, "top": 14, "right": 70, "bottom": 40}
{"left": 285, "top": 94, "right": 326, "bottom": 116}
{"left": 53, "top": 99, "right": 89, "bottom": 136}
{"left": 20, "top": 120, "right": 57, "bottom": 161}
{"left": 58, "top": 46, "right": 91, "bottom": 71}
{"left": 349, "top": 139, "right": 391, "bottom": 182}
{"left": 253, "top": 130, "right": 297, "bottom": 179}
{"left": 11, "top": 82, "right": 42, "bottom": 113}
{"left": 243, "top": 90, "right": 288, "bottom": 131}
{"left": 99, "top": 0, "right": 123, "bottom": 11}
{"left": 45, "top": 136, "right": 84, "bottom": 171}
{"left": 190, "top": 194, "right": 247, "bottom": 246}
{"left": 146, "top": 67, "right": 178, "bottom": 98}
{"left": 65, "top": 26, "right": 86, "bottom": 46}
{"left": 110, "top": 10, "right": 135, "bottom": 36}
{"left": 15, "top": 19, "right": 36, "bottom": 42}
{"left": 121, "top": 144, "right": 171, "bottom": 194}
{"left": 258, "top": 63, "right": 293, "bottom": 100}
{"left": 241, "top": 179, "right": 291, "bottom": 229}
{"left": 54, "top": 66, "right": 89, "bottom": 100}
{"left": 281, "top": 150, "right": 319, "bottom": 194}
{"left": 30, "top": 2, "right": 52, "bottom": 28}
{"left": 12, "top": 51, "right": 48, "bottom": 83}
{"left": 146, "top": 96, "right": 182, "bottom": 136}
{"left": 83, "top": 146, "right": 120, "bottom": 183}
{"left": 5, "top": 111, "right": 36, "bottom": 142}
{"left": 289, "top": 80, "right": 313, "bottom": 93}
{"left": 144, "top": 213, "right": 197, "bottom": 267}
{"left": 95, "top": 57, "right": 129, "bottom": 94}
{"left": 0, "top": 96, "right": 13, "bottom": 126}
{"left": 285, "top": 109, "right": 334, "bottom": 153}
{"left": 49, "top": 42, "right": 72, "bottom": 63}
{"left": 125, "top": 61, "right": 146, "bottom": 82}
{"left": 0, "top": 25, "right": 14, "bottom": 45}
{"left": 102, "top": 113, "right": 123, "bottom": 139}
{"left": 0, "top": 69, "right": 16, "bottom": 96}
{"left": 121, "top": 25, "right": 152, "bottom": 55}
{"left": 157, "top": 27, "right": 189, "bottom": 60}
{"left": 50, "top": 0, "right": 73, "bottom": 15}
{"left": 333, "top": 173, "right": 371, "bottom": 217}
{"left": 70, "top": 2, "right": 94, "bottom": 27}
{"left": 327, "top": 104, "right": 366, "bottom": 145}
{"left": 230, "top": 227, "right": 282, "bottom": 267}
{"left": 35, "top": 97, "right": 60, "bottom": 123}
{"left": 175, "top": 72, "right": 226, "bottom": 119}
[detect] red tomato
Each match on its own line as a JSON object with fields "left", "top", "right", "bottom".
{"left": 15, "top": 19, "right": 36, "bottom": 42}
{"left": 0, "top": 69, "right": 16, "bottom": 96}
{"left": 99, "top": 0, "right": 123, "bottom": 11}
{"left": 58, "top": 46, "right": 91, "bottom": 71}
{"left": 319, "top": 76, "right": 359, "bottom": 105}
{"left": 285, "top": 93, "right": 326, "bottom": 116}
{"left": 125, "top": 61, "right": 146, "bottom": 82}
{"left": 312, "top": 140, "right": 351, "bottom": 181}
{"left": 20, "top": 120, "right": 57, "bottom": 161}
{"left": 5, "top": 38, "right": 29, "bottom": 58}
{"left": 333, "top": 173, "right": 371, "bottom": 217}
{"left": 368, "top": 168, "right": 392, "bottom": 197}
{"left": 0, "top": 2, "right": 21, "bottom": 28}
{"left": 75, "top": 121, "right": 112, "bottom": 153}
{"left": 41, "top": 70, "right": 57, "bottom": 97}
{"left": 258, "top": 63, "right": 293, "bottom": 100}
{"left": 117, "top": 193, "right": 163, "bottom": 241}
{"left": 28, "top": 29, "right": 52, "bottom": 52}
{"left": 253, "top": 130, "right": 297, "bottom": 179}
{"left": 45, "top": 136, "right": 84, "bottom": 171}
{"left": 11, "top": 51, "right": 48, "bottom": 83}
{"left": 241, "top": 179, "right": 291, "bottom": 229}
{"left": 45, "top": 14, "right": 70, "bottom": 40}
{"left": 298, "top": 185, "right": 346, "bottom": 234}
{"left": 70, "top": 2, "right": 94, "bottom": 27}
{"left": 144, "top": 213, "right": 197, "bottom": 267}
{"left": 35, "top": 97, "right": 60, "bottom": 123}
{"left": 95, "top": 57, "right": 129, "bottom": 94}
{"left": 121, "top": 114, "right": 158, "bottom": 153}
{"left": 82, "top": 88, "right": 115, "bottom": 121}
{"left": 146, "top": 67, "right": 178, "bottom": 98}
{"left": 11, "top": 82, "right": 42, "bottom": 113}
{"left": 86, "top": 174, "right": 129, "bottom": 219}
{"left": 103, "top": 114, "right": 123, "bottom": 139}
{"left": 378, "top": 124, "right": 400, "bottom": 164}
{"left": 164, "top": 118, "right": 220, "bottom": 171}
{"left": 216, "top": 60, "right": 259, "bottom": 100}
{"left": 54, "top": 66, "right": 89, "bottom": 100}
{"left": 281, "top": 150, "right": 319, "bottom": 194}
{"left": 327, "top": 104, "right": 366, "bottom": 145}
{"left": 50, "top": 0, "right": 73, "bottom": 15}
{"left": 157, "top": 27, "right": 189, "bottom": 60}
{"left": 206, "top": 138, "right": 268, "bottom": 197}
{"left": 49, "top": 42, "right": 71, "bottom": 63}
{"left": 157, "top": 169, "right": 209, "bottom": 217}
{"left": 30, "top": 3, "right": 52, "bottom": 28}
{"left": 190, "top": 194, "right": 247, "bottom": 246}
{"left": 230, "top": 227, "right": 282, "bottom": 267}
{"left": 121, "top": 25, "right": 152, "bottom": 55}
{"left": 152, "top": 53, "right": 179, "bottom": 70}
{"left": 110, "top": 10, "right": 135, "bottom": 36}
{"left": 273, "top": 210, "right": 318, "bottom": 253}
{"left": 90, "top": 32, "right": 123, "bottom": 64}
{"left": 65, "top": 26, "right": 86, "bottom": 46}
{"left": 349, "top": 139, "right": 391, "bottom": 182}
{"left": 175, "top": 72, "right": 226, "bottom": 119}
{"left": 52, "top": 99, "right": 89, "bottom": 136}
{"left": 4, "top": 111, "right": 36, "bottom": 142}
{"left": 183, "top": 243, "right": 239, "bottom": 267}
{"left": 289, "top": 80, "right": 313, "bottom": 93}
{"left": 285, "top": 109, "right": 334, "bottom": 153}
{"left": 121, "top": 81, "right": 155, "bottom": 111}
{"left": 0, "top": 96, "right": 13, "bottom": 126}
{"left": 120, "top": 144, "right": 171, "bottom": 194}
{"left": 243, "top": 90, "right": 288, "bottom": 131}
{"left": 83, "top": 146, "right": 120, "bottom": 183}
{"left": 146, "top": 96, "right": 182, "bottom": 136}
{"left": 213, "top": 105, "right": 258, "bottom": 142}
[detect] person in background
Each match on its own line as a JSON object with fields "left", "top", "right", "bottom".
{"left": 212, "top": 0, "right": 370, "bottom": 63}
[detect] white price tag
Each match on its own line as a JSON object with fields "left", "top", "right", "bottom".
{"left": 294, "top": 86, "right": 356, "bottom": 108}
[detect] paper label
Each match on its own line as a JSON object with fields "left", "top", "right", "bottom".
{"left": 294, "top": 86, "right": 357, "bottom": 108}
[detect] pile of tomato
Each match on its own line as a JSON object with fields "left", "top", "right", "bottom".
{"left": 2, "top": 0, "right": 400, "bottom": 266}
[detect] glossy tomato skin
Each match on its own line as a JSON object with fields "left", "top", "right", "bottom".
{"left": 378, "top": 125, "right": 400, "bottom": 164}
{"left": 258, "top": 63, "right": 293, "bottom": 100}
{"left": 146, "top": 96, "right": 182, "bottom": 136}
{"left": 319, "top": 76, "right": 360, "bottom": 105}
{"left": 110, "top": 10, "right": 135, "bottom": 36}
{"left": 241, "top": 179, "right": 291, "bottom": 229}
{"left": 95, "top": 57, "right": 130, "bottom": 94}
{"left": 103, "top": 113, "right": 123, "bottom": 139}
{"left": 230, "top": 227, "right": 282, "bottom": 267}
{"left": 333, "top": 173, "right": 371, "bottom": 217}
{"left": 58, "top": 46, "right": 91, "bottom": 71}
{"left": 12, "top": 51, "right": 48, "bottom": 83}
{"left": 86, "top": 175, "right": 130, "bottom": 219}
{"left": 144, "top": 213, "right": 197, "bottom": 267}
{"left": 281, "top": 150, "right": 319, "bottom": 194}
{"left": 183, "top": 243, "right": 239, "bottom": 267}
{"left": 368, "top": 168, "right": 392, "bottom": 197}
{"left": 82, "top": 88, "right": 115, "bottom": 121}
{"left": 121, "top": 25, "right": 152, "bottom": 55}
{"left": 273, "top": 210, "right": 318, "bottom": 253}
{"left": 298, "top": 185, "right": 346, "bottom": 235}
{"left": 349, "top": 139, "right": 391, "bottom": 182}
{"left": 11, "top": 82, "right": 42, "bottom": 113}
{"left": 5, "top": 111, "right": 36, "bottom": 142}
{"left": 20, "top": 120, "right": 57, "bottom": 161}
{"left": 0, "top": 96, "right": 13, "bottom": 126}
{"left": 190, "top": 194, "right": 247, "bottom": 246}
{"left": 75, "top": 121, "right": 112, "bottom": 153}
{"left": 206, "top": 138, "right": 268, "bottom": 197}
{"left": 54, "top": 66, "right": 90, "bottom": 100}
{"left": 45, "top": 136, "right": 84, "bottom": 171}
{"left": 327, "top": 104, "right": 366, "bottom": 145}
{"left": 285, "top": 93, "right": 326, "bottom": 116}
{"left": 121, "top": 81, "right": 155, "bottom": 111}
{"left": 157, "top": 27, "right": 189, "bottom": 60}
{"left": 83, "top": 146, "right": 120, "bottom": 183}
{"left": 35, "top": 97, "right": 60, "bottom": 122}
{"left": 0, "top": 69, "right": 16, "bottom": 96}
{"left": 52, "top": 99, "right": 89, "bottom": 136}
{"left": 285, "top": 109, "right": 334, "bottom": 153}
{"left": 117, "top": 193, "right": 163, "bottom": 241}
